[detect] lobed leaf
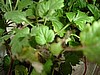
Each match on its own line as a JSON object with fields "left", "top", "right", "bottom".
{"left": 80, "top": 20, "right": 100, "bottom": 64}
{"left": 49, "top": 42, "right": 63, "bottom": 56}
{"left": 66, "top": 10, "right": 94, "bottom": 30}
{"left": 10, "top": 27, "right": 30, "bottom": 55}
{"left": 18, "top": 0, "right": 33, "bottom": 10}
{"left": 4, "top": 11, "right": 27, "bottom": 24}
{"left": 52, "top": 19, "right": 65, "bottom": 37}
{"left": 88, "top": 4, "right": 100, "bottom": 19}
{"left": 37, "top": 0, "right": 64, "bottom": 17}
{"left": 35, "top": 26, "right": 55, "bottom": 45}
{"left": 44, "top": 59, "right": 53, "bottom": 74}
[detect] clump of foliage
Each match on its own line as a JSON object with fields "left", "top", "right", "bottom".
{"left": 0, "top": 0, "right": 100, "bottom": 75}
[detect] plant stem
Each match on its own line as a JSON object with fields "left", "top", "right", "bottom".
{"left": 14, "top": 0, "right": 19, "bottom": 10}
{"left": 38, "top": 19, "right": 44, "bottom": 22}
{"left": 70, "top": 34, "right": 80, "bottom": 39}
{"left": 44, "top": 18, "right": 47, "bottom": 25}
{"left": 55, "top": 23, "right": 70, "bottom": 35}
{"left": 36, "top": 16, "right": 38, "bottom": 25}
{"left": 8, "top": 0, "right": 12, "bottom": 11}
{"left": 93, "top": 0, "right": 96, "bottom": 5}
{"left": 63, "top": 47, "right": 80, "bottom": 51}
{"left": 1, "top": 0, "right": 9, "bottom": 11}
{"left": 4, "top": 39, "right": 14, "bottom": 75}
{"left": 52, "top": 68, "right": 54, "bottom": 75}
{"left": 83, "top": 56, "right": 87, "bottom": 75}
{"left": 7, "top": 58, "right": 14, "bottom": 75}
{"left": 25, "top": 20, "right": 34, "bottom": 27}
{"left": 92, "top": 64, "right": 97, "bottom": 75}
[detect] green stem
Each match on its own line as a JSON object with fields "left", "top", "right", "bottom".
{"left": 25, "top": 20, "right": 34, "bottom": 27}
{"left": 55, "top": 23, "right": 70, "bottom": 35}
{"left": 70, "top": 34, "right": 80, "bottom": 39}
{"left": 93, "top": 0, "right": 96, "bottom": 5}
{"left": 44, "top": 18, "right": 47, "bottom": 25}
{"left": 8, "top": 0, "right": 12, "bottom": 11}
{"left": 52, "top": 68, "right": 54, "bottom": 75}
{"left": 1, "top": 0, "right": 9, "bottom": 11}
{"left": 36, "top": 16, "right": 38, "bottom": 25}
{"left": 46, "top": 43, "right": 49, "bottom": 49}
{"left": 14, "top": 0, "right": 19, "bottom": 10}
{"left": 38, "top": 19, "right": 44, "bottom": 22}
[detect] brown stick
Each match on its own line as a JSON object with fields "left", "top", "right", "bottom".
{"left": 7, "top": 58, "right": 14, "bottom": 75}
{"left": 83, "top": 56, "right": 87, "bottom": 75}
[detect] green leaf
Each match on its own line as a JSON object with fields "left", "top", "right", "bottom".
{"left": 69, "top": 41, "right": 80, "bottom": 47}
{"left": 18, "top": 46, "right": 37, "bottom": 62}
{"left": 77, "top": 0, "right": 86, "bottom": 8}
{"left": 25, "top": 9, "right": 33, "bottom": 16}
{"left": 18, "top": 0, "right": 33, "bottom": 10}
{"left": 87, "top": 4, "right": 100, "bottom": 19}
{"left": 0, "top": 20, "right": 7, "bottom": 34}
{"left": 10, "top": 27, "right": 30, "bottom": 45}
{"left": 44, "top": 59, "right": 53, "bottom": 74}
{"left": 64, "top": 51, "right": 83, "bottom": 66}
{"left": 66, "top": 10, "right": 94, "bottom": 30}
{"left": 74, "top": 10, "right": 94, "bottom": 30}
{"left": 10, "top": 27, "right": 30, "bottom": 55}
{"left": 0, "top": 28, "right": 4, "bottom": 36}
{"left": 10, "top": 28, "right": 37, "bottom": 63}
{"left": 31, "top": 69, "right": 40, "bottom": 75}
{"left": 60, "top": 62, "right": 72, "bottom": 75}
{"left": 66, "top": 12, "right": 76, "bottom": 22}
{"left": 37, "top": 0, "right": 64, "bottom": 17}
{"left": 0, "top": 0, "right": 11, "bottom": 12}
{"left": 53, "top": 9, "right": 63, "bottom": 17}
{"left": 11, "top": 40, "right": 22, "bottom": 56}
{"left": 80, "top": 20, "right": 100, "bottom": 64}
{"left": 15, "top": 65, "right": 28, "bottom": 75}
{"left": 11, "top": 37, "right": 31, "bottom": 56}
{"left": 49, "top": 42, "right": 63, "bottom": 56}
{"left": 35, "top": 26, "right": 55, "bottom": 45}
{"left": 4, "top": 11, "right": 27, "bottom": 23}
{"left": 10, "top": 35, "right": 30, "bottom": 56}
{"left": 3, "top": 55, "right": 11, "bottom": 69}
{"left": 0, "top": 1, "right": 6, "bottom": 12}
{"left": 52, "top": 19, "right": 65, "bottom": 37}
{"left": 47, "top": 0, "right": 64, "bottom": 10}
{"left": 31, "top": 26, "right": 39, "bottom": 36}
{"left": 15, "top": 27, "right": 30, "bottom": 37}
{"left": 3, "top": 55, "right": 11, "bottom": 73}
{"left": 0, "top": 34, "right": 11, "bottom": 44}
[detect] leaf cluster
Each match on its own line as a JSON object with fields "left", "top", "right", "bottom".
{"left": 0, "top": 0, "right": 100, "bottom": 75}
